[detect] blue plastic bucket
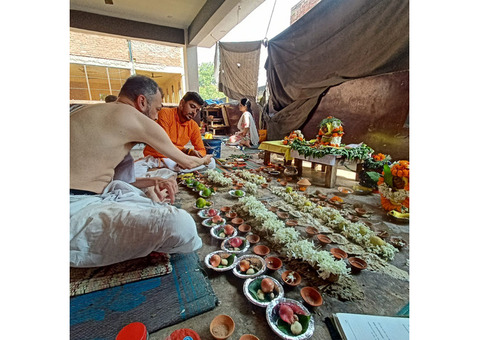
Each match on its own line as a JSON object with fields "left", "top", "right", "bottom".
{"left": 203, "top": 138, "right": 222, "bottom": 158}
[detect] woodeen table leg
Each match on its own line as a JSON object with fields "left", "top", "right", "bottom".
{"left": 263, "top": 150, "right": 271, "bottom": 165}
{"left": 355, "top": 162, "right": 363, "bottom": 181}
{"left": 324, "top": 163, "right": 338, "bottom": 188}
{"left": 294, "top": 158, "right": 303, "bottom": 176}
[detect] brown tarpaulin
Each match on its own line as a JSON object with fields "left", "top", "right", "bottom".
{"left": 216, "top": 41, "right": 262, "bottom": 100}
{"left": 264, "top": 0, "right": 409, "bottom": 140}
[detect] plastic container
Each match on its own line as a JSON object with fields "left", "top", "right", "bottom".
{"left": 165, "top": 328, "right": 201, "bottom": 340}
{"left": 116, "top": 322, "right": 148, "bottom": 340}
{"left": 203, "top": 138, "right": 222, "bottom": 158}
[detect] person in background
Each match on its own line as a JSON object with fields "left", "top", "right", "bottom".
{"left": 143, "top": 92, "right": 207, "bottom": 159}
{"left": 105, "top": 94, "right": 117, "bottom": 103}
{"left": 70, "top": 75, "right": 212, "bottom": 267}
{"left": 235, "top": 98, "right": 259, "bottom": 148}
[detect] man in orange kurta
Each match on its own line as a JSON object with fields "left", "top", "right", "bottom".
{"left": 144, "top": 92, "right": 206, "bottom": 159}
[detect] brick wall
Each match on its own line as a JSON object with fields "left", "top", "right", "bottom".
{"left": 70, "top": 31, "right": 182, "bottom": 67}
{"left": 290, "top": 0, "right": 322, "bottom": 25}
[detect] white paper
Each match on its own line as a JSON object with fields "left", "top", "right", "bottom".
{"left": 334, "top": 313, "right": 409, "bottom": 340}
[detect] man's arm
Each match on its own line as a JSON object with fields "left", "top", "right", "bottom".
{"left": 120, "top": 108, "right": 212, "bottom": 169}
{"left": 188, "top": 122, "right": 207, "bottom": 157}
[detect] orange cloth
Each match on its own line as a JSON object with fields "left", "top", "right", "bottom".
{"left": 143, "top": 107, "right": 206, "bottom": 158}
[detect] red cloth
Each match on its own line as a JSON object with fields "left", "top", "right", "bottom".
{"left": 144, "top": 107, "right": 206, "bottom": 158}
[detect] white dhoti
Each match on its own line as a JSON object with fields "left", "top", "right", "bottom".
{"left": 70, "top": 180, "right": 202, "bottom": 268}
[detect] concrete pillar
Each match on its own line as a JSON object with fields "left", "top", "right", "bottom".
{"left": 185, "top": 45, "right": 199, "bottom": 93}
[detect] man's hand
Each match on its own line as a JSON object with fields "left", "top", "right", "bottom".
{"left": 202, "top": 154, "right": 213, "bottom": 166}
{"left": 189, "top": 149, "right": 203, "bottom": 158}
{"left": 133, "top": 176, "right": 178, "bottom": 203}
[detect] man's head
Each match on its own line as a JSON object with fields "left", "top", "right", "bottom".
{"left": 178, "top": 92, "right": 204, "bottom": 123}
{"left": 104, "top": 95, "right": 117, "bottom": 103}
{"left": 118, "top": 75, "right": 164, "bottom": 120}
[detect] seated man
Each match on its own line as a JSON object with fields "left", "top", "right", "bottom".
{"left": 70, "top": 75, "right": 212, "bottom": 268}
{"left": 143, "top": 92, "right": 207, "bottom": 159}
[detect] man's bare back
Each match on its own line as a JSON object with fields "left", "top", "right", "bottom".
{"left": 71, "top": 101, "right": 212, "bottom": 194}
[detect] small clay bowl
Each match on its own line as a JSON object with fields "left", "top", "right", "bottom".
{"left": 265, "top": 256, "right": 283, "bottom": 271}
{"left": 285, "top": 219, "right": 298, "bottom": 226}
{"left": 377, "top": 230, "right": 389, "bottom": 239}
{"left": 238, "top": 224, "right": 252, "bottom": 233}
{"left": 246, "top": 234, "right": 260, "bottom": 244}
{"left": 231, "top": 217, "right": 244, "bottom": 226}
{"left": 225, "top": 211, "right": 238, "bottom": 219}
{"left": 210, "top": 314, "right": 235, "bottom": 340}
{"left": 281, "top": 270, "right": 302, "bottom": 287}
{"left": 253, "top": 245, "right": 270, "bottom": 256}
{"left": 239, "top": 335, "right": 259, "bottom": 340}
{"left": 305, "top": 226, "right": 319, "bottom": 236}
{"left": 268, "top": 206, "right": 278, "bottom": 213}
{"left": 300, "top": 286, "right": 323, "bottom": 307}
{"left": 276, "top": 211, "right": 289, "bottom": 220}
{"left": 355, "top": 207, "right": 367, "bottom": 216}
{"left": 317, "top": 234, "right": 332, "bottom": 246}
{"left": 220, "top": 206, "right": 231, "bottom": 213}
{"left": 348, "top": 257, "right": 368, "bottom": 274}
{"left": 330, "top": 247, "right": 348, "bottom": 260}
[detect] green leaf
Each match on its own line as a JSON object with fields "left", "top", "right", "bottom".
{"left": 383, "top": 164, "right": 393, "bottom": 188}
{"left": 366, "top": 171, "right": 381, "bottom": 182}
{"left": 277, "top": 314, "right": 311, "bottom": 336}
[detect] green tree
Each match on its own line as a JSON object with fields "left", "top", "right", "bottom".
{"left": 198, "top": 62, "right": 225, "bottom": 100}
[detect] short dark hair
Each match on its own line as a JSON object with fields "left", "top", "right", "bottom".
{"left": 118, "top": 75, "right": 164, "bottom": 104}
{"left": 240, "top": 98, "right": 251, "bottom": 111}
{"left": 182, "top": 92, "right": 204, "bottom": 106}
{"left": 104, "top": 95, "right": 117, "bottom": 103}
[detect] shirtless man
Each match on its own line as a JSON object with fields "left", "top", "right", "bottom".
{"left": 70, "top": 75, "right": 212, "bottom": 267}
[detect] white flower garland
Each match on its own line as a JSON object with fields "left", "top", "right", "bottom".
{"left": 237, "top": 195, "right": 349, "bottom": 278}
{"left": 269, "top": 186, "right": 398, "bottom": 261}
{"left": 234, "top": 169, "right": 267, "bottom": 185}
{"left": 204, "top": 169, "right": 233, "bottom": 186}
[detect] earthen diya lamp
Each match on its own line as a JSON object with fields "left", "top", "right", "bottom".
{"left": 348, "top": 257, "right": 367, "bottom": 274}
{"left": 300, "top": 287, "right": 323, "bottom": 307}
{"left": 225, "top": 211, "right": 238, "bottom": 219}
{"left": 220, "top": 206, "right": 231, "bottom": 213}
{"left": 297, "top": 178, "right": 311, "bottom": 192}
{"left": 285, "top": 219, "right": 298, "bottom": 226}
{"left": 276, "top": 211, "right": 289, "bottom": 220}
{"left": 317, "top": 234, "right": 332, "bottom": 246}
{"left": 246, "top": 234, "right": 260, "bottom": 244}
{"left": 238, "top": 224, "right": 252, "bottom": 233}
{"left": 281, "top": 270, "right": 302, "bottom": 287}
{"left": 355, "top": 207, "right": 367, "bottom": 217}
{"left": 239, "top": 334, "right": 260, "bottom": 340}
{"left": 231, "top": 217, "right": 244, "bottom": 226}
{"left": 261, "top": 183, "right": 268, "bottom": 188}
{"left": 305, "top": 226, "right": 319, "bottom": 236}
{"left": 210, "top": 314, "right": 235, "bottom": 340}
{"left": 330, "top": 247, "right": 348, "bottom": 260}
{"left": 265, "top": 256, "right": 282, "bottom": 271}
{"left": 377, "top": 230, "right": 389, "bottom": 239}
{"left": 268, "top": 206, "right": 278, "bottom": 213}
{"left": 253, "top": 245, "right": 270, "bottom": 256}
{"left": 280, "top": 180, "right": 287, "bottom": 186}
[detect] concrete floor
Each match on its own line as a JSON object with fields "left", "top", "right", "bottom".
{"left": 132, "top": 142, "right": 409, "bottom": 339}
